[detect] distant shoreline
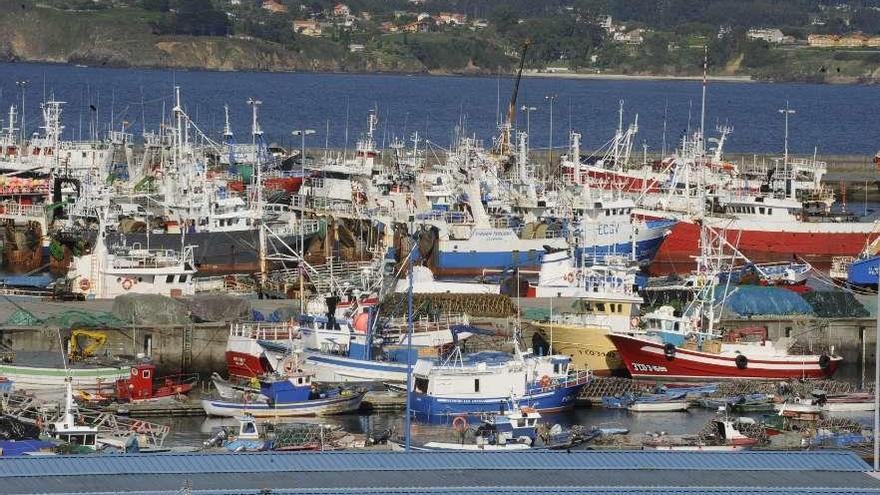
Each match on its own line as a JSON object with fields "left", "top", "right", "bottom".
{"left": 522, "top": 70, "right": 755, "bottom": 83}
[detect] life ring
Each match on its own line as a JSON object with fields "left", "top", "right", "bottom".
{"left": 735, "top": 354, "right": 748, "bottom": 370}
{"left": 564, "top": 272, "right": 575, "bottom": 283}
{"left": 539, "top": 375, "right": 551, "bottom": 388}
{"left": 663, "top": 343, "right": 676, "bottom": 361}
{"left": 452, "top": 415, "right": 468, "bottom": 432}
{"left": 630, "top": 317, "right": 640, "bottom": 329}
{"left": 121, "top": 278, "right": 133, "bottom": 291}
{"left": 818, "top": 354, "right": 831, "bottom": 370}
{"left": 79, "top": 278, "right": 91, "bottom": 292}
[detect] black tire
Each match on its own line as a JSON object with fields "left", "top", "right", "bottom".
{"left": 735, "top": 354, "right": 748, "bottom": 370}
{"left": 664, "top": 343, "right": 676, "bottom": 361}
{"left": 818, "top": 354, "right": 831, "bottom": 370}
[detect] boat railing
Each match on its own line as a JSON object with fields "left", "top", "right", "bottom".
{"left": 0, "top": 201, "right": 46, "bottom": 219}
{"left": 269, "top": 219, "right": 321, "bottom": 238}
{"left": 109, "top": 247, "right": 193, "bottom": 269}
{"left": 229, "top": 321, "right": 298, "bottom": 341}
{"left": 548, "top": 369, "right": 592, "bottom": 391}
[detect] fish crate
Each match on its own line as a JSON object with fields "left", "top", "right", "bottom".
{"left": 702, "top": 340, "right": 722, "bottom": 354}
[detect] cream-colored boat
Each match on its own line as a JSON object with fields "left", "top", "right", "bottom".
{"left": 529, "top": 255, "right": 644, "bottom": 376}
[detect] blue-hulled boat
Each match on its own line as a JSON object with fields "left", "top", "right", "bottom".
{"left": 202, "top": 370, "right": 365, "bottom": 418}
{"left": 408, "top": 340, "right": 590, "bottom": 421}
{"left": 847, "top": 254, "right": 880, "bottom": 287}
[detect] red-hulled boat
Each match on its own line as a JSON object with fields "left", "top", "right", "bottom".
{"left": 115, "top": 363, "right": 199, "bottom": 402}
{"left": 642, "top": 195, "right": 880, "bottom": 274}
{"left": 607, "top": 333, "right": 841, "bottom": 381}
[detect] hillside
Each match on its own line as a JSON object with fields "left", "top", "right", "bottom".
{"left": 0, "top": 3, "right": 510, "bottom": 73}
{"left": 1, "top": 1, "right": 879, "bottom": 83}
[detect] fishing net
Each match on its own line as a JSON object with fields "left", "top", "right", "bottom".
{"left": 186, "top": 294, "right": 251, "bottom": 323}
{"left": 721, "top": 286, "right": 814, "bottom": 317}
{"left": 801, "top": 290, "right": 870, "bottom": 318}
{"left": 111, "top": 294, "right": 191, "bottom": 325}
{"left": 4, "top": 309, "right": 124, "bottom": 328}
{"left": 44, "top": 310, "right": 126, "bottom": 328}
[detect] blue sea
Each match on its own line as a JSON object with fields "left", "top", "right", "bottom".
{"left": 0, "top": 61, "right": 878, "bottom": 154}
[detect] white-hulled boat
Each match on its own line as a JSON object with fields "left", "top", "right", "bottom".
{"left": 627, "top": 400, "right": 690, "bottom": 412}
{"left": 202, "top": 368, "right": 365, "bottom": 418}
{"left": 0, "top": 351, "right": 129, "bottom": 393}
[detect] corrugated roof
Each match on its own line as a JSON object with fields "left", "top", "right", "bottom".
{"left": 0, "top": 450, "right": 869, "bottom": 478}
{"left": 30, "top": 488, "right": 880, "bottom": 495}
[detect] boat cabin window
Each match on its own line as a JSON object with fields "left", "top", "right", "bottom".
{"left": 66, "top": 433, "right": 96, "bottom": 446}
{"left": 415, "top": 377, "right": 429, "bottom": 393}
{"left": 596, "top": 303, "right": 606, "bottom": 312}
{"left": 166, "top": 275, "right": 174, "bottom": 283}
{"left": 474, "top": 379, "right": 480, "bottom": 392}
{"left": 242, "top": 422, "right": 257, "bottom": 435}
{"left": 178, "top": 275, "right": 187, "bottom": 283}
{"left": 142, "top": 369, "right": 151, "bottom": 379}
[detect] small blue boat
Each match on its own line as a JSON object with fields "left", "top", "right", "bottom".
{"left": 202, "top": 371, "right": 364, "bottom": 418}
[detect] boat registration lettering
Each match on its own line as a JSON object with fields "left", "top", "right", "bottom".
{"left": 632, "top": 362, "right": 668, "bottom": 373}
{"left": 597, "top": 223, "right": 620, "bottom": 236}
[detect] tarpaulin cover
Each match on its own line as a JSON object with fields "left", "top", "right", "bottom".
{"left": 4, "top": 309, "right": 125, "bottom": 328}
{"left": 186, "top": 295, "right": 251, "bottom": 323}
{"left": 801, "top": 290, "right": 870, "bottom": 318}
{"left": 721, "top": 286, "right": 814, "bottom": 317}
{"left": 111, "top": 294, "right": 190, "bottom": 325}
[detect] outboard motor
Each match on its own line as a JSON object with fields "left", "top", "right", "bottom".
{"left": 203, "top": 427, "right": 229, "bottom": 448}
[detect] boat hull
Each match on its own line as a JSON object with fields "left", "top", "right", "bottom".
{"left": 531, "top": 322, "right": 624, "bottom": 376}
{"left": 0, "top": 364, "right": 128, "bottom": 392}
{"left": 649, "top": 216, "right": 880, "bottom": 274}
{"left": 409, "top": 381, "right": 586, "bottom": 420}
{"left": 304, "top": 352, "right": 408, "bottom": 383}
{"left": 847, "top": 256, "right": 880, "bottom": 287}
{"left": 607, "top": 334, "right": 841, "bottom": 381}
{"left": 628, "top": 400, "right": 690, "bottom": 412}
{"left": 201, "top": 391, "right": 365, "bottom": 417}
{"left": 107, "top": 229, "right": 313, "bottom": 276}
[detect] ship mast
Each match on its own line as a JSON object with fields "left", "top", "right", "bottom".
{"left": 497, "top": 40, "right": 530, "bottom": 156}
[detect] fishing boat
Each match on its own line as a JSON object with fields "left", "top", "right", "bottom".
{"left": 628, "top": 398, "right": 690, "bottom": 412}
{"left": 529, "top": 250, "right": 642, "bottom": 376}
{"left": 608, "top": 332, "right": 841, "bottom": 381}
{"left": 0, "top": 351, "right": 129, "bottom": 393}
{"left": 201, "top": 369, "right": 365, "bottom": 418}
{"left": 409, "top": 336, "right": 590, "bottom": 420}
{"left": 815, "top": 391, "right": 875, "bottom": 412}
{"left": 114, "top": 363, "right": 198, "bottom": 403}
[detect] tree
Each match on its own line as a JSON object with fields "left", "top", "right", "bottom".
{"left": 141, "top": 0, "right": 170, "bottom": 12}
{"left": 171, "top": 0, "right": 230, "bottom": 37}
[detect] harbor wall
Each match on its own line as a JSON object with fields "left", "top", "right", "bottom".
{"left": 0, "top": 324, "right": 230, "bottom": 378}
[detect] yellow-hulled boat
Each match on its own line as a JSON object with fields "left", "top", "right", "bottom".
{"left": 532, "top": 297, "right": 642, "bottom": 376}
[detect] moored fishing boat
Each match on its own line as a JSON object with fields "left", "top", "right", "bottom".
{"left": 201, "top": 368, "right": 365, "bottom": 418}
{"left": 607, "top": 332, "right": 841, "bottom": 381}
{"left": 0, "top": 351, "right": 129, "bottom": 393}
{"left": 409, "top": 336, "right": 590, "bottom": 420}
{"left": 529, "top": 250, "right": 642, "bottom": 376}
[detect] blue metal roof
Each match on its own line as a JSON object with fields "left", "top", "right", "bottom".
{"left": 0, "top": 450, "right": 869, "bottom": 478}
{"left": 34, "top": 488, "right": 880, "bottom": 495}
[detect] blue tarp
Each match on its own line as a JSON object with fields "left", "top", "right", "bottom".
{"left": 0, "top": 275, "right": 53, "bottom": 289}
{"left": 720, "top": 286, "right": 814, "bottom": 317}
{"left": 0, "top": 440, "right": 55, "bottom": 456}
